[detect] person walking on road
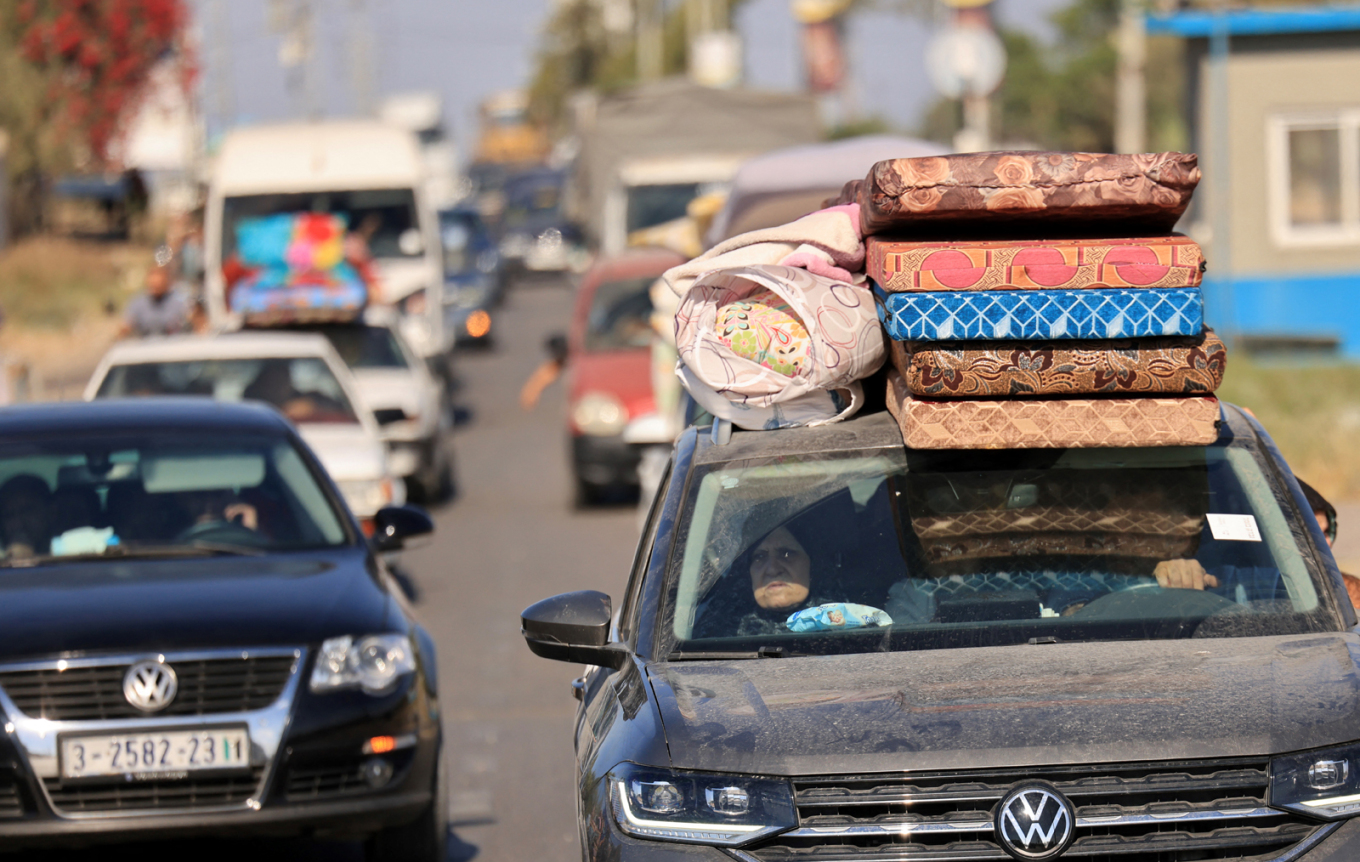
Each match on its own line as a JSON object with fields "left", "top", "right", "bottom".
{"left": 119, "top": 263, "right": 190, "bottom": 338}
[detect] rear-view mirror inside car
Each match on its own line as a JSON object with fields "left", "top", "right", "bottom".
{"left": 521, "top": 591, "right": 627, "bottom": 668}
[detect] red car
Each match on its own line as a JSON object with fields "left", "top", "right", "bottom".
{"left": 563, "top": 248, "right": 685, "bottom": 504}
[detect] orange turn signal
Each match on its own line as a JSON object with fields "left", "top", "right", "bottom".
{"left": 466, "top": 310, "right": 491, "bottom": 338}
{"left": 367, "top": 735, "right": 397, "bottom": 754}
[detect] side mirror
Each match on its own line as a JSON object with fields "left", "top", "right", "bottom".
{"left": 545, "top": 333, "right": 569, "bottom": 365}
{"left": 372, "top": 504, "right": 434, "bottom": 552}
{"left": 521, "top": 590, "right": 628, "bottom": 668}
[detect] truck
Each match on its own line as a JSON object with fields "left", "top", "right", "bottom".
{"left": 570, "top": 79, "right": 822, "bottom": 256}
{"left": 204, "top": 120, "right": 450, "bottom": 363}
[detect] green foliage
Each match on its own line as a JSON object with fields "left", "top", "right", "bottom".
{"left": 527, "top": 0, "right": 754, "bottom": 132}
{"left": 919, "top": 0, "right": 1186, "bottom": 153}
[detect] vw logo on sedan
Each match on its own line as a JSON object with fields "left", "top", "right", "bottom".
{"left": 123, "top": 660, "right": 178, "bottom": 712}
{"left": 995, "top": 783, "right": 1075, "bottom": 860}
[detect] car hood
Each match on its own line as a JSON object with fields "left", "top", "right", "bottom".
{"left": 297, "top": 423, "right": 388, "bottom": 482}
{"left": 351, "top": 369, "right": 426, "bottom": 414}
{"left": 0, "top": 550, "right": 391, "bottom": 660}
{"left": 647, "top": 634, "right": 1360, "bottom": 776}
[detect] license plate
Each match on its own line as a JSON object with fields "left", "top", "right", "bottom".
{"left": 60, "top": 728, "right": 250, "bottom": 779}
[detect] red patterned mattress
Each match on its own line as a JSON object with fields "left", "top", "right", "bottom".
{"left": 867, "top": 235, "right": 1204, "bottom": 292}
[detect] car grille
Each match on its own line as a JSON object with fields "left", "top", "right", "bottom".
{"left": 745, "top": 759, "right": 1324, "bottom": 862}
{"left": 0, "top": 655, "right": 295, "bottom": 720}
{"left": 0, "top": 767, "right": 24, "bottom": 819}
{"left": 42, "top": 767, "right": 264, "bottom": 813}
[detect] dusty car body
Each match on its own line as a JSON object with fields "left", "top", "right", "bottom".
{"left": 523, "top": 405, "right": 1360, "bottom": 861}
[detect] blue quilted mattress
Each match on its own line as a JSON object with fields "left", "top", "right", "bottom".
{"left": 875, "top": 285, "right": 1203, "bottom": 342}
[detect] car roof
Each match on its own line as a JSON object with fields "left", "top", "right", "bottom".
{"left": 0, "top": 398, "right": 292, "bottom": 439}
{"left": 98, "top": 332, "right": 336, "bottom": 363}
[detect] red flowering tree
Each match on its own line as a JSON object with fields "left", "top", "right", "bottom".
{"left": 12, "top": 0, "right": 191, "bottom": 168}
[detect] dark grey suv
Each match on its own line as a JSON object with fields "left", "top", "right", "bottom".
{"left": 523, "top": 404, "right": 1360, "bottom": 861}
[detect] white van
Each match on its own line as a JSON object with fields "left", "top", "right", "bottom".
{"left": 205, "top": 121, "right": 449, "bottom": 360}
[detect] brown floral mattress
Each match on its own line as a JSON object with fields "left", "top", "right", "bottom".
{"left": 891, "top": 331, "right": 1226, "bottom": 398}
{"left": 885, "top": 371, "right": 1221, "bottom": 449}
{"left": 867, "top": 235, "right": 1205, "bottom": 292}
{"left": 918, "top": 531, "right": 1201, "bottom": 564}
{"left": 912, "top": 507, "right": 1205, "bottom": 541}
{"left": 859, "top": 151, "right": 1201, "bottom": 237}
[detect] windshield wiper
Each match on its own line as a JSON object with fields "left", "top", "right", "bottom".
{"left": 667, "top": 646, "right": 795, "bottom": 661}
{"left": 3, "top": 542, "right": 266, "bottom": 566}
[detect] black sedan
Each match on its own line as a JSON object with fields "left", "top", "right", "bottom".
{"left": 0, "top": 399, "right": 443, "bottom": 861}
{"left": 523, "top": 405, "right": 1360, "bottom": 861}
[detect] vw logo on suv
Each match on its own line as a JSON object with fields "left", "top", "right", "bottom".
{"left": 123, "top": 660, "right": 178, "bottom": 712}
{"left": 995, "top": 783, "right": 1075, "bottom": 860}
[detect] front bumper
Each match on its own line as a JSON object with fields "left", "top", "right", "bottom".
{"left": 0, "top": 788, "right": 430, "bottom": 846}
{"left": 572, "top": 433, "right": 643, "bottom": 488}
{"left": 0, "top": 647, "right": 440, "bottom": 847}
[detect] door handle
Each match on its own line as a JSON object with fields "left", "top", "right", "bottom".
{"left": 571, "top": 677, "right": 586, "bottom": 701}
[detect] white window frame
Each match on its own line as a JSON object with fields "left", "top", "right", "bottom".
{"left": 1268, "top": 109, "right": 1360, "bottom": 247}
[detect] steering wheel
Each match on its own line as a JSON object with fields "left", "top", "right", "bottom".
{"left": 173, "top": 519, "right": 269, "bottom": 547}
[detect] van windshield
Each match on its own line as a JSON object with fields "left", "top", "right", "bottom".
{"left": 222, "top": 189, "right": 420, "bottom": 260}
{"left": 664, "top": 441, "right": 1340, "bottom": 657}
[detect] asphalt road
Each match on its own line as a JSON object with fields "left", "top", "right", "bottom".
{"left": 27, "top": 278, "right": 641, "bottom": 861}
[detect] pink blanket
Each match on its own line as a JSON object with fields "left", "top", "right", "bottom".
{"left": 662, "top": 204, "right": 865, "bottom": 297}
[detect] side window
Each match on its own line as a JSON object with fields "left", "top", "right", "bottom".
{"left": 617, "top": 460, "right": 671, "bottom": 646}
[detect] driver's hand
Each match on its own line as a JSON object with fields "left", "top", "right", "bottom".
{"left": 223, "top": 503, "right": 258, "bottom": 531}
{"left": 1153, "top": 559, "right": 1219, "bottom": 590}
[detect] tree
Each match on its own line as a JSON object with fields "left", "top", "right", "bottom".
{"left": 0, "top": 1, "right": 189, "bottom": 235}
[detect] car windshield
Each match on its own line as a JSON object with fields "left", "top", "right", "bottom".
{"left": 95, "top": 357, "right": 361, "bottom": 425}
{"left": 665, "top": 440, "right": 1339, "bottom": 657}
{"left": 222, "top": 189, "right": 420, "bottom": 260}
{"left": 439, "top": 210, "right": 489, "bottom": 274}
{"left": 0, "top": 434, "right": 348, "bottom": 566}
{"left": 584, "top": 277, "right": 654, "bottom": 352}
{"left": 311, "top": 326, "right": 410, "bottom": 370}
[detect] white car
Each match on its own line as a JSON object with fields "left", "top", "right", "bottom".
{"left": 298, "top": 315, "right": 454, "bottom": 502}
{"left": 84, "top": 332, "right": 404, "bottom": 527}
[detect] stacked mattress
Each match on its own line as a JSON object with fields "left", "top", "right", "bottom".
{"left": 861, "top": 151, "right": 1223, "bottom": 449}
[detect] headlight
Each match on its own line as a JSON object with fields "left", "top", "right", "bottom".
{"left": 1273, "top": 742, "right": 1360, "bottom": 818}
{"left": 536, "top": 227, "right": 563, "bottom": 250}
{"left": 608, "top": 763, "right": 796, "bottom": 847}
{"left": 310, "top": 634, "right": 416, "bottom": 695}
{"left": 572, "top": 391, "right": 628, "bottom": 436}
{"left": 338, "top": 478, "right": 393, "bottom": 515}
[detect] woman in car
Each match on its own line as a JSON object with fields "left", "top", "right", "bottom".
{"left": 697, "top": 517, "right": 846, "bottom": 637}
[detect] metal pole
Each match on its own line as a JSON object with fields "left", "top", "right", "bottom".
{"left": 1208, "top": 6, "right": 1235, "bottom": 338}
{"left": 1115, "top": 0, "right": 1146, "bottom": 153}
